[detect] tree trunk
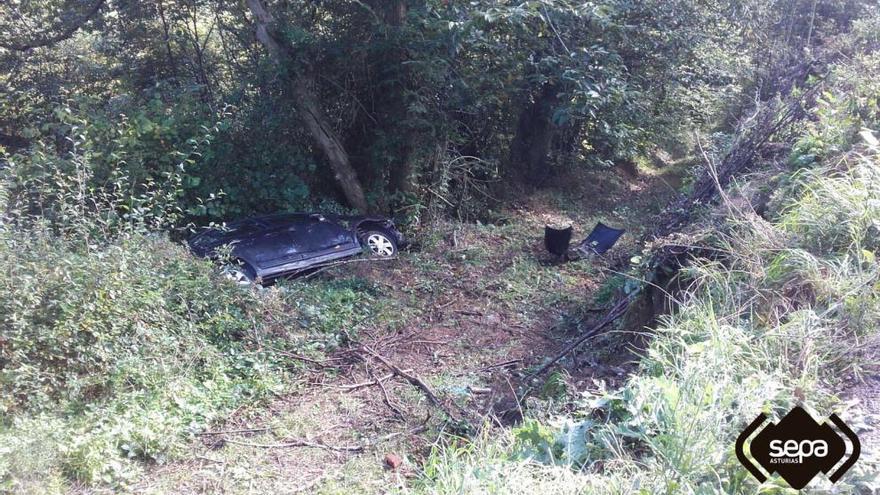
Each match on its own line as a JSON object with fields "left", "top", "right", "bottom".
{"left": 156, "top": 0, "right": 178, "bottom": 80}
{"left": 507, "top": 83, "right": 560, "bottom": 184}
{"left": 378, "top": 0, "right": 416, "bottom": 196}
{"left": 290, "top": 77, "right": 370, "bottom": 213}
{"left": 245, "top": 0, "right": 369, "bottom": 213}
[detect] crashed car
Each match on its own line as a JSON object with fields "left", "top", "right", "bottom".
{"left": 188, "top": 212, "right": 404, "bottom": 284}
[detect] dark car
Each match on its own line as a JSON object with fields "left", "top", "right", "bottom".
{"left": 188, "top": 212, "right": 404, "bottom": 284}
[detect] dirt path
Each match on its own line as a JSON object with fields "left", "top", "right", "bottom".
{"left": 132, "top": 164, "right": 687, "bottom": 494}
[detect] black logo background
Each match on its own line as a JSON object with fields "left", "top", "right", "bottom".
{"left": 736, "top": 406, "right": 860, "bottom": 490}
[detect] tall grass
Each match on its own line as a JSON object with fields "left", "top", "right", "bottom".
{"left": 415, "top": 103, "right": 880, "bottom": 495}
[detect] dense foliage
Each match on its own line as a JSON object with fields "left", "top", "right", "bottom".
{"left": 0, "top": 124, "right": 388, "bottom": 489}
{"left": 4, "top": 0, "right": 862, "bottom": 222}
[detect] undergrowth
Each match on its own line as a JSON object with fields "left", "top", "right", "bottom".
{"left": 414, "top": 52, "right": 880, "bottom": 495}
{"left": 0, "top": 131, "right": 385, "bottom": 493}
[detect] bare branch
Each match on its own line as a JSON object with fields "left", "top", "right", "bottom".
{"left": 0, "top": 0, "right": 106, "bottom": 51}
{"left": 222, "top": 436, "right": 364, "bottom": 452}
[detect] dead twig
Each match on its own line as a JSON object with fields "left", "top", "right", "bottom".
{"left": 479, "top": 359, "right": 521, "bottom": 372}
{"left": 338, "top": 371, "right": 410, "bottom": 391}
{"left": 468, "top": 386, "right": 492, "bottom": 394}
{"left": 197, "top": 427, "right": 269, "bottom": 436}
{"left": 524, "top": 295, "right": 633, "bottom": 382}
{"left": 222, "top": 436, "right": 364, "bottom": 453}
{"left": 436, "top": 300, "right": 456, "bottom": 310}
{"left": 652, "top": 86, "right": 815, "bottom": 240}
{"left": 269, "top": 348, "right": 339, "bottom": 367}
{"left": 368, "top": 424, "right": 429, "bottom": 446}
{"left": 376, "top": 372, "right": 406, "bottom": 420}
{"left": 360, "top": 345, "right": 464, "bottom": 423}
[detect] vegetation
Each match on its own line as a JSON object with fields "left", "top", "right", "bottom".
{"left": 0, "top": 182, "right": 391, "bottom": 489}
{"left": 416, "top": 27, "right": 880, "bottom": 494}
{"left": 2, "top": 0, "right": 813, "bottom": 221}
{"left": 0, "top": 0, "right": 878, "bottom": 493}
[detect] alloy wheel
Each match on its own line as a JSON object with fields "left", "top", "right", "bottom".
{"left": 366, "top": 233, "right": 396, "bottom": 256}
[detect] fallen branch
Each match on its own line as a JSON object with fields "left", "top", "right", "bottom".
{"left": 652, "top": 86, "right": 815, "bottom": 240}
{"left": 376, "top": 373, "right": 406, "bottom": 419}
{"left": 197, "top": 427, "right": 269, "bottom": 436}
{"left": 368, "top": 424, "right": 429, "bottom": 446}
{"left": 360, "top": 345, "right": 463, "bottom": 422}
{"left": 456, "top": 310, "right": 483, "bottom": 317}
{"left": 222, "top": 436, "right": 364, "bottom": 452}
{"left": 479, "top": 359, "right": 521, "bottom": 371}
{"left": 338, "top": 371, "right": 407, "bottom": 391}
{"left": 524, "top": 295, "right": 633, "bottom": 382}
{"left": 409, "top": 340, "right": 449, "bottom": 346}
{"left": 468, "top": 386, "right": 492, "bottom": 395}
{"left": 436, "top": 299, "right": 456, "bottom": 310}
{"left": 267, "top": 348, "right": 339, "bottom": 367}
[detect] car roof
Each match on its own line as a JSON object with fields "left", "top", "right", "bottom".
{"left": 248, "top": 212, "right": 311, "bottom": 226}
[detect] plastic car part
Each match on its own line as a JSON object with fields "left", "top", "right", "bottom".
{"left": 544, "top": 225, "right": 573, "bottom": 256}
{"left": 577, "top": 222, "right": 625, "bottom": 254}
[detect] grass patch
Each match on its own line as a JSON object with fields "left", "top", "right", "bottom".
{"left": 0, "top": 228, "right": 387, "bottom": 492}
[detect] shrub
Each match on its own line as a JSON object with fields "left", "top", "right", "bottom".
{"left": 0, "top": 118, "right": 382, "bottom": 491}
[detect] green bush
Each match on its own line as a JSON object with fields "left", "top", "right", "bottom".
{"left": 0, "top": 232, "right": 272, "bottom": 488}
{"left": 0, "top": 120, "right": 387, "bottom": 492}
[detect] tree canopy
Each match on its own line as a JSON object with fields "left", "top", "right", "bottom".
{"left": 0, "top": 0, "right": 869, "bottom": 220}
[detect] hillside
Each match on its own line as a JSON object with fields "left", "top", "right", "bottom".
{"left": 1, "top": 1, "right": 879, "bottom": 494}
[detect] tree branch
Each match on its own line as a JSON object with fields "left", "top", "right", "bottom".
{"left": 0, "top": 0, "right": 106, "bottom": 51}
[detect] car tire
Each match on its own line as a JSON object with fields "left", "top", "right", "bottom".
{"left": 360, "top": 229, "right": 398, "bottom": 257}
{"left": 224, "top": 260, "right": 257, "bottom": 286}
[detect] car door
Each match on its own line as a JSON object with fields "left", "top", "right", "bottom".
{"left": 295, "top": 216, "right": 360, "bottom": 259}
{"left": 242, "top": 214, "right": 357, "bottom": 268}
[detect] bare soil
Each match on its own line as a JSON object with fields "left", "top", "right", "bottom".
{"left": 131, "top": 164, "right": 688, "bottom": 494}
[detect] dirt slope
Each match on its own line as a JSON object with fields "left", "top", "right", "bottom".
{"left": 129, "top": 163, "right": 688, "bottom": 494}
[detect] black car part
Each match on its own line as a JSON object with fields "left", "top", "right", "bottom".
{"left": 578, "top": 222, "right": 625, "bottom": 254}
{"left": 188, "top": 212, "right": 404, "bottom": 283}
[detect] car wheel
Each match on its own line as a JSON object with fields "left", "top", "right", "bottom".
{"left": 223, "top": 261, "right": 257, "bottom": 286}
{"left": 361, "top": 230, "right": 397, "bottom": 257}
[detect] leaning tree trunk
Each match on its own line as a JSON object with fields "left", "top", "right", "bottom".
{"left": 507, "top": 83, "right": 560, "bottom": 184}
{"left": 245, "top": 0, "right": 369, "bottom": 213}
{"left": 289, "top": 77, "right": 370, "bottom": 212}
